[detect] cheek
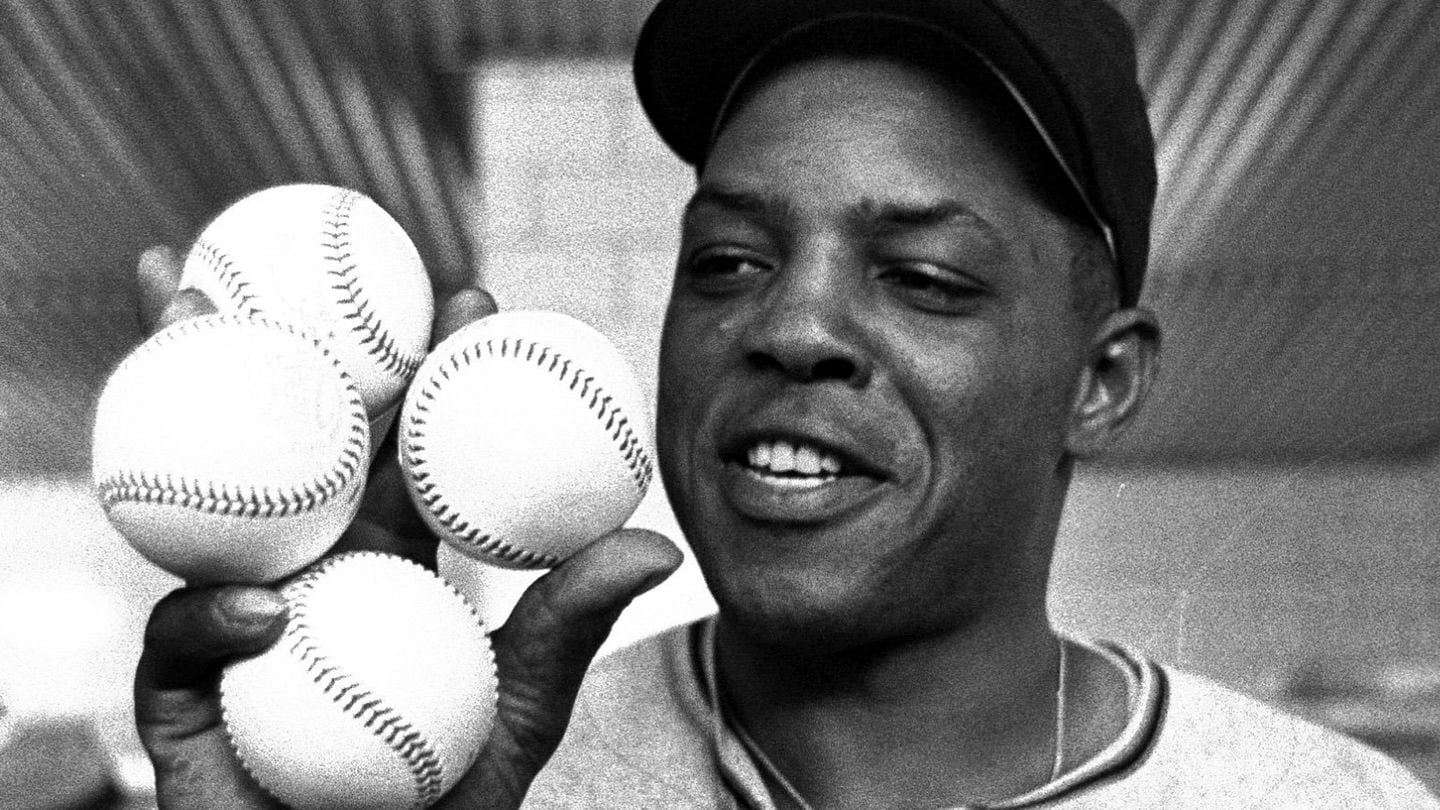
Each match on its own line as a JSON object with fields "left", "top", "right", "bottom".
{"left": 895, "top": 329, "right": 1070, "bottom": 491}
{"left": 658, "top": 296, "right": 748, "bottom": 394}
{"left": 656, "top": 303, "right": 729, "bottom": 461}
{"left": 889, "top": 327, "right": 993, "bottom": 434}
{"left": 656, "top": 323, "right": 693, "bottom": 450}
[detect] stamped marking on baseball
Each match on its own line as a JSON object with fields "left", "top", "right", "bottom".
{"left": 180, "top": 183, "right": 434, "bottom": 421}
{"left": 221, "top": 551, "right": 497, "bottom": 810}
{"left": 91, "top": 315, "right": 368, "bottom": 584}
{"left": 400, "top": 310, "right": 655, "bottom": 569}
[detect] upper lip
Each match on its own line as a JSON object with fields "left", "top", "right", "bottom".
{"left": 716, "top": 412, "right": 894, "bottom": 481}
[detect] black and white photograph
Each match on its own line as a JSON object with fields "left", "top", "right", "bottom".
{"left": 2, "top": 1, "right": 1440, "bottom": 807}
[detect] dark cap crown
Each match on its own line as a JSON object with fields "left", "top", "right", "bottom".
{"left": 634, "top": 0, "right": 1157, "bottom": 306}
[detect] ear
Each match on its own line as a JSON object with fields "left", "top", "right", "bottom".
{"left": 1065, "top": 307, "right": 1161, "bottom": 458}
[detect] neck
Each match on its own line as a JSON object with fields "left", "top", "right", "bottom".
{"left": 716, "top": 609, "right": 1066, "bottom": 809}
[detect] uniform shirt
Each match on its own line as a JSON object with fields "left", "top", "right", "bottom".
{"left": 527, "top": 618, "right": 1439, "bottom": 808}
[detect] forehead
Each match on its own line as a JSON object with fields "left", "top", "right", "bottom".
{"left": 702, "top": 55, "right": 1057, "bottom": 224}
{"left": 702, "top": 34, "right": 1086, "bottom": 224}
{"left": 691, "top": 55, "right": 1091, "bottom": 311}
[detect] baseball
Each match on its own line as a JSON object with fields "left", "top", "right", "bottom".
{"left": 437, "top": 540, "right": 545, "bottom": 630}
{"left": 399, "top": 310, "right": 655, "bottom": 569}
{"left": 91, "top": 315, "right": 369, "bottom": 584}
{"left": 221, "top": 551, "right": 497, "bottom": 810}
{"left": 179, "top": 183, "right": 435, "bottom": 426}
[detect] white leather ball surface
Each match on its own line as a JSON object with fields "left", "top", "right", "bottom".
{"left": 399, "top": 310, "right": 655, "bottom": 569}
{"left": 179, "top": 183, "right": 434, "bottom": 423}
{"left": 91, "top": 315, "right": 368, "bottom": 584}
{"left": 221, "top": 551, "right": 497, "bottom": 810}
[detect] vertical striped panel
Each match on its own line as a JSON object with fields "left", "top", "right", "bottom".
{"left": 0, "top": 0, "right": 493, "bottom": 475}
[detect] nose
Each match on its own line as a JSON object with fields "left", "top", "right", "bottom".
{"left": 740, "top": 253, "right": 872, "bottom": 387}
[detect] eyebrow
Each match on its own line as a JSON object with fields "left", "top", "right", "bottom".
{"left": 683, "top": 185, "right": 999, "bottom": 238}
{"left": 683, "top": 185, "right": 784, "bottom": 222}
{"left": 849, "top": 198, "right": 995, "bottom": 233}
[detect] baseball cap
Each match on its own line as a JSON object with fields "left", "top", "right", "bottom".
{"left": 633, "top": 0, "right": 1157, "bottom": 306}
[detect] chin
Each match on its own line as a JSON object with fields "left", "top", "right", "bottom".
{"left": 710, "top": 566, "right": 903, "bottom": 655}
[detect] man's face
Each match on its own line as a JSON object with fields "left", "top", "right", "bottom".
{"left": 657, "top": 55, "right": 1097, "bottom": 650}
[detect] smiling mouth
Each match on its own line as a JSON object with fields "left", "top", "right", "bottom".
{"left": 716, "top": 431, "right": 889, "bottom": 522}
{"left": 736, "top": 438, "right": 846, "bottom": 488}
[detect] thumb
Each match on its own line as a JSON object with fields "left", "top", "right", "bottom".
{"left": 445, "top": 529, "right": 682, "bottom": 807}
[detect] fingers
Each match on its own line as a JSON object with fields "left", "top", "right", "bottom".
{"left": 440, "top": 529, "right": 681, "bottom": 808}
{"left": 136, "top": 586, "right": 287, "bottom": 695}
{"left": 347, "top": 407, "right": 437, "bottom": 567}
{"left": 497, "top": 529, "right": 682, "bottom": 659}
{"left": 434, "top": 287, "right": 498, "bottom": 346}
{"left": 156, "top": 288, "right": 220, "bottom": 332}
{"left": 335, "top": 285, "right": 498, "bottom": 568}
{"left": 136, "top": 245, "right": 218, "bottom": 335}
{"left": 137, "top": 245, "right": 183, "bottom": 331}
{"left": 330, "top": 514, "right": 438, "bottom": 570}
{"left": 134, "top": 586, "right": 288, "bottom": 809}
{"left": 491, "top": 529, "right": 682, "bottom": 752}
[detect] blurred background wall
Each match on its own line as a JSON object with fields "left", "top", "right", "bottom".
{"left": 4, "top": 1, "right": 1440, "bottom": 805}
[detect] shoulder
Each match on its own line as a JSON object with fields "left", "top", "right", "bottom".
{"left": 524, "top": 619, "right": 725, "bottom": 809}
{"left": 1100, "top": 663, "right": 1438, "bottom": 808}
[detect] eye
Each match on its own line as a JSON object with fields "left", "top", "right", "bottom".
{"left": 876, "top": 263, "right": 986, "bottom": 314}
{"left": 680, "top": 250, "right": 771, "bottom": 295}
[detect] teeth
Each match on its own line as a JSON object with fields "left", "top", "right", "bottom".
{"left": 771, "top": 442, "right": 795, "bottom": 472}
{"left": 749, "top": 443, "right": 771, "bottom": 469}
{"left": 794, "top": 445, "right": 820, "bottom": 475}
{"left": 745, "top": 439, "right": 843, "bottom": 477}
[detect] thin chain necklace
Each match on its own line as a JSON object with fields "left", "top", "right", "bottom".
{"left": 728, "top": 637, "right": 1069, "bottom": 810}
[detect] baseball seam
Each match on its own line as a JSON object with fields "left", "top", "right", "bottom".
{"left": 282, "top": 554, "right": 446, "bottom": 808}
{"left": 191, "top": 238, "right": 261, "bottom": 315}
{"left": 404, "top": 335, "right": 655, "bottom": 569}
{"left": 320, "top": 189, "right": 425, "bottom": 383}
{"left": 95, "top": 317, "right": 368, "bottom": 519}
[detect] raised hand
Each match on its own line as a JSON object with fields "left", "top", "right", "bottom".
{"left": 130, "top": 246, "right": 682, "bottom": 808}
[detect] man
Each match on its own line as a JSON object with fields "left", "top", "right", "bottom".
{"left": 134, "top": 0, "right": 1437, "bottom": 807}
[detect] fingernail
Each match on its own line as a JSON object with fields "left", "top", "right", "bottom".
{"left": 175, "top": 288, "right": 219, "bottom": 316}
{"left": 461, "top": 288, "right": 499, "bottom": 316}
{"left": 222, "top": 589, "right": 287, "bottom": 628}
{"left": 139, "top": 245, "right": 177, "bottom": 265}
{"left": 631, "top": 570, "right": 671, "bottom": 599}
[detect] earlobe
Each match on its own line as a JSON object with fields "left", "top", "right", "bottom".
{"left": 1065, "top": 308, "right": 1161, "bottom": 458}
